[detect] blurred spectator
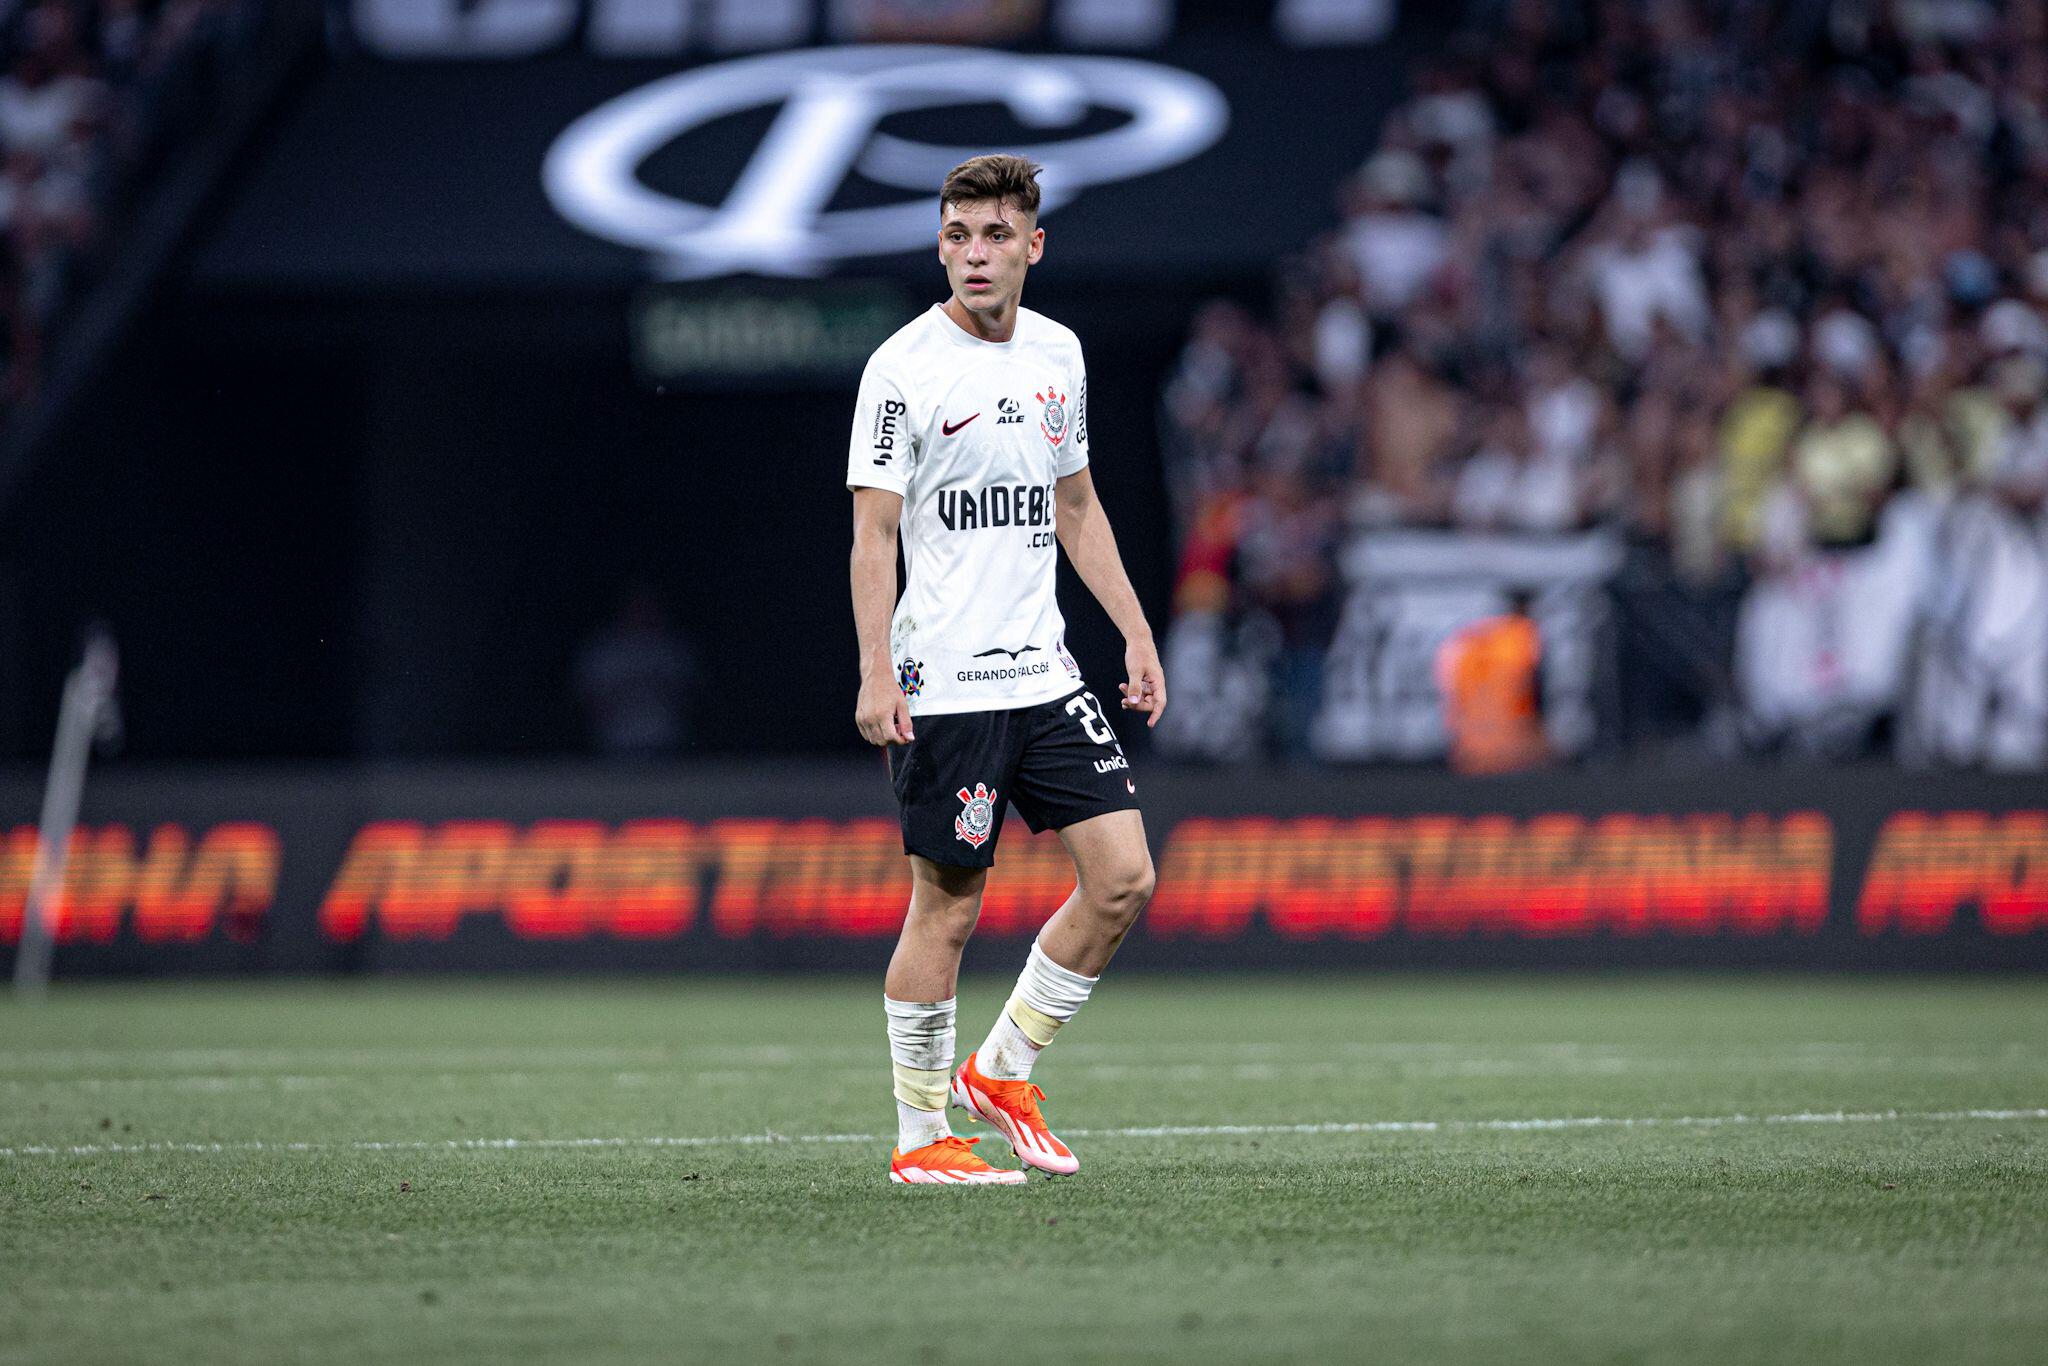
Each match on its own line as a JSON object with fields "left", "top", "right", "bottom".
{"left": 1435, "top": 593, "right": 1548, "bottom": 774}
{"left": 96, "top": 0, "right": 148, "bottom": 83}
{"left": 1355, "top": 330, "right": 1459, "bottom": 524}
{"left": 1789, "top": 372, "right": 1897, "bottom": 546}
{"left": 1452, "top": 401, "right": 1585, "bottom": 532}
{"left": 574, "top": 583, "right": 697, "bottom": 760}
{"left": 1898, "top": 324, "right": 2004, "bottom": 495}
{"left": 1342, "top": 150, "right": 1448, "bottom": 317}
{"left": 1904, "top": 351, "right": 2048, "bottom": 768}
{"left": 1668, "top": 406, "right": 1725, "bottom": 585}
{"left": 1310, "top": 263, "right": 1371, "bottom": 398}
{"left": 1524, "top": 338, "right": 1605, "bottom": 469}
{"left": 0, "top": 0, "right": 263, "bottom": 424}
{"left": 1158, "top": 0, "right": 2048, "bottom": 767}
{"left": 1235, "top": 463, "right": 1340, "bottom": 759}
{"left": 1716, "top": 349, "right": 1800, "bottom": 554}
{"left": 1578, "top": 166, "right": 1710, "bottom": 363}
{"left": 0, "top": 47, "right": 103, "bottom": 162}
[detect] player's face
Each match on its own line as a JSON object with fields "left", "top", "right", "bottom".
{"left": 938, "top": 199, "right": 1043, "bottom": 313}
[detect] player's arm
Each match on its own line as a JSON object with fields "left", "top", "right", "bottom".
{"left": 851, "top": 487, "right": 914, "bottom": 746}
{"left": 1054, "top": 464, "right": 1165, "bottom": 726}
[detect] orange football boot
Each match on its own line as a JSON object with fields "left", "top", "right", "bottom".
{"left": 950, "top": 1052, "right": 1080, "bottom": 1175}
{"left": 887, "top": 1135, "right": 1026, "bottom": 1185}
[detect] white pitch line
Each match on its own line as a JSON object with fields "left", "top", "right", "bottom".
{"left": 2, "top": 1108, "right": 2043, "bottom": 1160}
{"left": 5, "top": 1055, "right": 2041, "bottom": 1094}
{"left": 20, "top": 1040, "right": 2029, "bottom": 1073}
{"left": 1092, "top": 1109, "right": 2048, "bottom": 1137}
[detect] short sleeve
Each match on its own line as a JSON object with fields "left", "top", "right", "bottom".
{"left": 1057, "top": 348, "right": 1089, "bottom": 478}
{"left": 847, "top": 358, "right": 913, "bottom": 495}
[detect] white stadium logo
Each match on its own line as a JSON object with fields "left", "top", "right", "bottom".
{"left": 542, "top": 45, "right": 1229, "bottom": 278}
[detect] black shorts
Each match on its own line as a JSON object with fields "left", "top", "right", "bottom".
{"left": 888, "top": 686, "right": 1142, "bottom": 867}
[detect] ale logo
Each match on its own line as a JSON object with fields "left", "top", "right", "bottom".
{"left": 542, "top": 46, "right": 1228, "bottom": 278}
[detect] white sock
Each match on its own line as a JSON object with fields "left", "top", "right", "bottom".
{"left": 884, "top": 994, "right": 955, "bottom": 1151}
{"left": 977, "top": 938, "right": 1098, "bottom": 1081}
{"left": 895, "top": 1099, "right": 951, "bottom": 1152}
{"left": 979, "top": 1009, "right": 1042, "bottom": 1082}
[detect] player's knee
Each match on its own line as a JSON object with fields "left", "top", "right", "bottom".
{"left": 1092, "top": 857, "right": 1155, "bottom": 927}
{"left": 909, "top": 896, "right": 982, "bottom": 949}
{"left": 937, "top": 908, "right": 981, "bottom": 951}
{"left": 1124, "top": 860, "right": 1158, "bottom": 918}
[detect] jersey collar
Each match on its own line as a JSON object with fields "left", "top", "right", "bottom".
{"left": 930, "top": 302, "right": 1026, "bottom": 350}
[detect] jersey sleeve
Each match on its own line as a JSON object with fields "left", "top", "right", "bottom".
{"left": 1058, "top": 346, "right": 1090, "bottom": 478}
{"left": 847, "top": 356, "right": 914, "bottom": 496}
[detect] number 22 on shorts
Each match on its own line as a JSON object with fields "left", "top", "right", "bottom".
{"left": 1066, "top": 692, "right": 1115, "bottom": 744}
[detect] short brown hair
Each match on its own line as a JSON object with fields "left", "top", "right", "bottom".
{"left": 939, "top": 154, "right": 1042, "bottom": 219}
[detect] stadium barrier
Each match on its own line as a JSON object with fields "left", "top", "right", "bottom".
{"left": 1, "top": 763, "right": 2043, "bottom": 974}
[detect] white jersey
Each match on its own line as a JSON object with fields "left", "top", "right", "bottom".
{"left": 847, "top": 303, "right": 1090, "bottom": 716}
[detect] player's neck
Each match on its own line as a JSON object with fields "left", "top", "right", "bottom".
{"left": 942, "top": 294, "right": 1020, "bottom": 344}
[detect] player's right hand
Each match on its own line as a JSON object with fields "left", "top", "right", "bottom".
{"left": 855, "top": 678, "right": 915, "bottom": 747}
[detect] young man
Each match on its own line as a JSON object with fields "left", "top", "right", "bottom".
{"left": 847, "top": 154, "right": 1165, "bottom": 1186}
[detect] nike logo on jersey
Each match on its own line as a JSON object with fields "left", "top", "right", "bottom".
{"left": 942, "top": 413, "right": 979, "bottom": 435}
{"left": 972, "top": 646, "right": 1043, "bottom": 661}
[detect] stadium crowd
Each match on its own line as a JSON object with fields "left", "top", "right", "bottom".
{"left": 1158, "top": 0, "right": 2048, "bottom": 769}
{"left": 0, "top": 0, "right": 256, "bottom": 409}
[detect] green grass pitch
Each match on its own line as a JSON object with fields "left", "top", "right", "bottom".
{"left": 2, "top": 975, "right": 2044, "bottom": 1365}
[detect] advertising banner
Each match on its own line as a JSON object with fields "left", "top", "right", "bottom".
{"left": 193, "top": 35, "right": 1423, "bottom": 292}
{"left": 3, "top": 763, "right": 2043, "bottom": 975}
{"left": 629, "top": 279, "right": 914, "bottom": 385}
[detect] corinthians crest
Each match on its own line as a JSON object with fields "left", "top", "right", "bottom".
{"left": 1036, "top": 386, "right": 1069, "bottom": 447}
{"left": 954, "top": 783, "right": 997, "bottom": 848}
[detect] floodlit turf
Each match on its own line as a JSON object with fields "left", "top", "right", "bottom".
{"left": 1, "top": 976, "right": 2045, "bottom": 1365}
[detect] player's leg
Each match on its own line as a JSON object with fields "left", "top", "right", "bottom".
{"left": 883, "top": 712, "right": 1026, "bottom": 1185}
{"left": 954, "top": 813, "right": 1153, "bottom": 1175}
{"left": 973, "top": 808, "right": 1152, "bottom": 1072}
{"left": 1039, "top": 809, "right": 1155, "bottom": 976}
{"left": 886, "top": 856, "right": 985, "bottom": 1002}
{"left": 955, "top": 690, "right": 1149, "bottom": 1174}
{"left": 885, "top": 855, "right": 983, "bottom": 1154}
{"left": 884, "top": 856, "right": 1020, "bottom": 1183}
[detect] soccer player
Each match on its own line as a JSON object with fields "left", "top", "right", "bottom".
{"left": 847, "top": 154, "right": 1165, "bottom": 1185}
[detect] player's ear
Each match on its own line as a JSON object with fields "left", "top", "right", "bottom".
{"left": 1027, "top": 226, "right": 1044, "bottom": 265}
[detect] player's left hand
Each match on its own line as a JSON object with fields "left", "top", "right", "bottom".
{"left": 1119, "top": 636, "right": 1166, "bottom": 728}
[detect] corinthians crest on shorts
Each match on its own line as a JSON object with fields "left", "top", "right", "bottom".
{"left": 954, "top": 782, "right": 997, "bottom": 847}
{"left": 1036, "top": 385, "right": 1069, "bottom": 447}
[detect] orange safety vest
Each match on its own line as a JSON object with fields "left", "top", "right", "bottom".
{"left": 1435, "top": 614, "right": 1548, "bottom": 775}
